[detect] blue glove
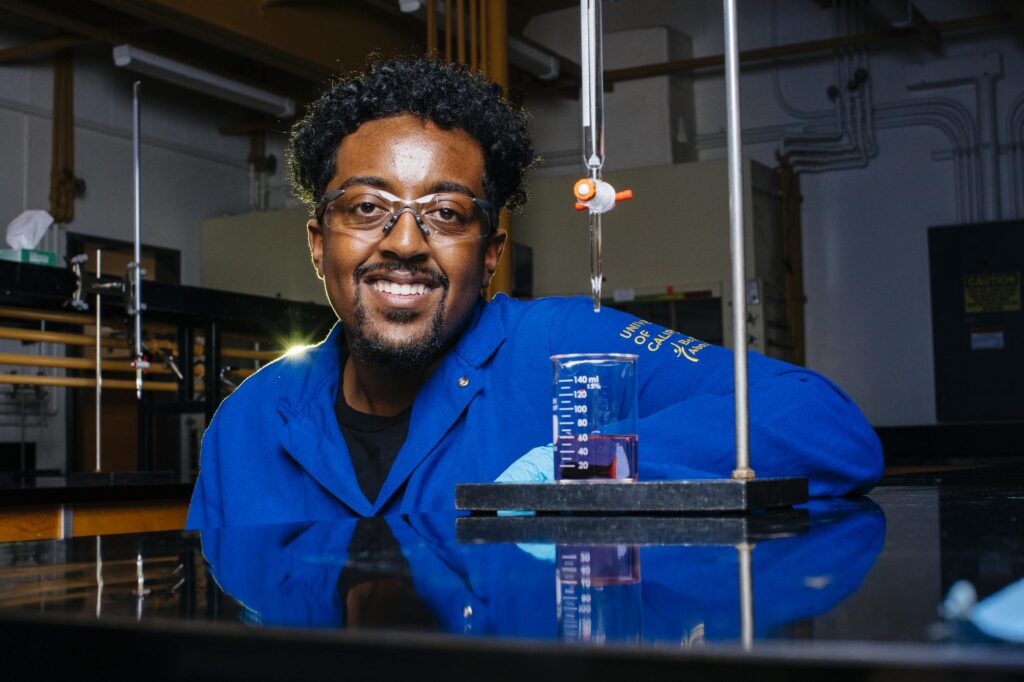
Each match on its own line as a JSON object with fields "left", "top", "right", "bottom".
{"left": 516, "top": 543, "right": 556, "bottom": 562}
{"left": 495, "top": 444, "right": 555, "bottom": 483}
{"left": 971, "top": 577, "right": 1024, "bottom": 642}
{"left": 494, "top": 444, "right": 554, "bottom": 518}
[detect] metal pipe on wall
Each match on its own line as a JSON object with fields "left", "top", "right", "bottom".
{"left": 601, "top": 12, "right": 1009, "bottom": 84}
{"left": 469, "top": 0, "right": 477, "bottom": 71}
{"left": 479, "top": 0, "right": 488, "bottom": 72}
{"left": 426, "top": 0, "right": 437, "bottom": 54}
{"left": 977, "top": 71, "right": 1001, "bottom": 221}
{"left": 456, "top": 0, "right": 465, "bottom": 64}
{"left": 1006, "top": 92, "right": 1024, "bottom": 218}
{"left": 445, "top": 0, "right": 452, "bottom": 62}
{"left": 484, "top": 0, "right": 511, "bottom": 299}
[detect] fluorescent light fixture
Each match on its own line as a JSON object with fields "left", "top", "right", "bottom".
{"left": 113, "top": 44, "right": 295, "bottom": 118}
{"left": 508, "top": 37, "right": 560, "bottom": 81}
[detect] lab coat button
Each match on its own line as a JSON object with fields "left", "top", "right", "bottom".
{"left": 458, "top": 376, "right": 470, "bottom": 388}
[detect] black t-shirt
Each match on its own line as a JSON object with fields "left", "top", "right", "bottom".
{"left": 336, "top": 517, "right": 438, "bottom": 630}
{"left": 334, "top": 350, "right": 411, "bottom": 505}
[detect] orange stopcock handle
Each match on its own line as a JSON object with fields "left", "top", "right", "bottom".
{"left": 573, "top": 178, "right": 634, "bottom": 212}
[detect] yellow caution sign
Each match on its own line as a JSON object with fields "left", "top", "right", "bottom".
{"left": 964, "top": 272, "right": 1021, "bottom": 313}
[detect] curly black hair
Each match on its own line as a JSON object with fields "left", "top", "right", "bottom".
{"left": 289, "top": 56, "right": 536, "bottom": 214}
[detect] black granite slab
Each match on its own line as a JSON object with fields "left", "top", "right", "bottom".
{"left": 455, "top": 508, "right": 811, "bottom": 545}
{"left": 455, "top": 477, "right": 809, "bottom": 513}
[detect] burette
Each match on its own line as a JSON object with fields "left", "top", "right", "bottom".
{"left": 574, "top": 0, "right": 632, "bottom": 312}
{"left": 129, "top": 81, "right": 149, "bottom": 398}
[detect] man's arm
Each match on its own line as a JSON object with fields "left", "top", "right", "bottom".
{"left": 186, "top": 420, "right": 225, "bottom": 529}
{"left": 537, "top": 297, "right": 882, "bottom": 496}
{"left": 633, "top": 360, "right": 883, "bottom": 495}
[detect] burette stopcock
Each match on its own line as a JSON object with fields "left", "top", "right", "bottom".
{"left": 573, "top": 178, "right": 634, "bottom": 213}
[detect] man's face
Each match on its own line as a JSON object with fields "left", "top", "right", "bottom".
{"left": 308, "top": 114, "right": 505, "bottom": 369}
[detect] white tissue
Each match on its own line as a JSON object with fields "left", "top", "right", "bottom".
{"left": 5, "top": 210, "right": 54, "bottom": 250}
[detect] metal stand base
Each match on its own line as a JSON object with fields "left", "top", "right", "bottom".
{"left": 455, "top": 477, "right": 808, "bottom": 514}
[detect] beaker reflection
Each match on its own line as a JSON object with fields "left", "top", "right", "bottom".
{"left": 556, "top": 544, "right": 642, "bottom": 643}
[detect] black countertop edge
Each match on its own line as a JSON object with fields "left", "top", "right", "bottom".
{"left": 0, "top": 479, "right": 195, "bottom": 506}
{"left": 877, "top": 423, "right": 1024, "bottom": 461}
{"left": 1, "top": 612, "right": 1022, "bottom": 681}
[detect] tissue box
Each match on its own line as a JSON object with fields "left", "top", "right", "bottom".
{"left": 0, "top": 248, "right": 59, "bottom": 267}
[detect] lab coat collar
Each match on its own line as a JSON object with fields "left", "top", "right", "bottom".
{"left": 277, "top": 325, "right": 375, "bottom": 516}
{"left": 275, "top": 297, "right": 507, "bottom": 516}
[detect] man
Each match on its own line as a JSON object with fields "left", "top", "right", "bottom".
{"left": 186, "top": 57, "right": 882, "bottom": 528}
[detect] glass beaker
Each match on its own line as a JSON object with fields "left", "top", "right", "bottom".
{"left": 551, "top": 353, "right": 638, "bottom": 482}
{"left": 556, "top": 544, "right": 642, "bottom": 644}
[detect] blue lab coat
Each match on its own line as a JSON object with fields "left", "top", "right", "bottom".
{"left": 200, "top": 499, "right": 886, "bottom": 640}
{"left": 186, "top": 295, "right": 882, "bottom": 528}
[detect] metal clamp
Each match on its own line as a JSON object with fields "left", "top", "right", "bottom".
{"left": 69, "top": 254, "right": 89, "bottom": 311}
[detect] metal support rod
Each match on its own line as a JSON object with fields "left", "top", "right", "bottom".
{"left": 580, "top": 0, "right": 605, "bottom": 312}
{"left": 737, "top": 542, "right": 755, "bottom": 650}
{"left": 135, "top": 550, "right": 146, "bottom": 621}
{"left": 95, "top": 249, "right": 102, "bottom": 473}
{"left": 131, "top": 80, "right": 144, "bottom": 400}
{"left": 724, "top": 0, "right": 754, "bottom": 480}
{"left": 59, "top": 504, "right": 72, "bottom": 539}
{"left": 95, "top": 536, "right": 104, "bottom": 619}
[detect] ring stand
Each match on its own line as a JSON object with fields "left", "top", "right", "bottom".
{"left": 457, "top": 0, "right": 810, "bottom": 518}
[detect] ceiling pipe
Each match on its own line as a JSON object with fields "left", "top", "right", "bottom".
{"left": 399, "top": 0, "right": 560, "bottom": 80}
{"left": 600, "top": 12, "right": 1009, "bottom": 85}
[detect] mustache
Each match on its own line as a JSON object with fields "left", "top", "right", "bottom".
{"left": 354, "top": 261, "right": 449, "bottom": 288}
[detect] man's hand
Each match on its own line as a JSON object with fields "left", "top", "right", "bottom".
{"left": 494, "top": 444, "right": 557, "bottom": 559}
{"left": 495, "top": 444, "right": 555, "bottom": 483}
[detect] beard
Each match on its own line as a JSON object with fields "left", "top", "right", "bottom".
{"left": 345, "top": 261, "right": 452, "bottom": 371}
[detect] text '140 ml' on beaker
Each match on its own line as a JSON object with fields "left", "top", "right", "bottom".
{"left": 551, "top": 353, "right": 638, "bottom": 482}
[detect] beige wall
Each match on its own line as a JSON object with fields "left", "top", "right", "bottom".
{"left": 512, "top": 157, "right": 766, "bottom": 299}
{"left": 201, "top": 207, "right": 328, "bottom": 305}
